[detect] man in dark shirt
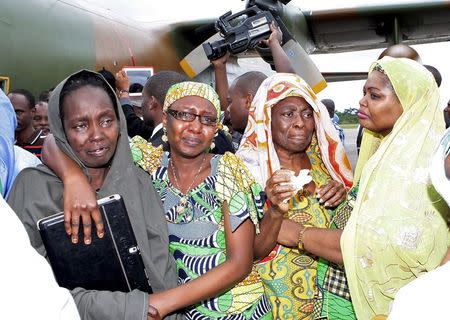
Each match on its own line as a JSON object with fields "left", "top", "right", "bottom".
{"left": 227, "top": 72, "right": 268, "bottom": 149}
{"left": 8, "top": 89, "right": 45, "bottom": 158}
{"left": 116, "top": 70, "right": 187, "bottom": 142}
{"left": 33, "top": 100, "right": 50, "bottom": 137}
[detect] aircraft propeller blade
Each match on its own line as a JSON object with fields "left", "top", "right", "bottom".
{"left": 180, "top": 35, "right": 327, "bottom": 94}
{"left": 179, "top": 33, "right": 223, "bottom": 78}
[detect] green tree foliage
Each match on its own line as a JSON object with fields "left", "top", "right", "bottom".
{"left": 336, "top": 108, "right": 358, "bottom": 124}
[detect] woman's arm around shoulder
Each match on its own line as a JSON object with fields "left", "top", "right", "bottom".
{"left": 42, "top": 134, "right": 104, "bottom": 244}
{"left": 130, "top": 135, "right": 164, "bottom": 175}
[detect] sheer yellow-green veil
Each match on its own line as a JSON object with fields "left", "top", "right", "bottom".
{"left": 341, "top": 57, "right": 449, "bottom": 320}
{"left": 353, "top": 129, "right": 382, "bottom": 183}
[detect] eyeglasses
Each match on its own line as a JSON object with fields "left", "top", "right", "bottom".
{"left": 167, "top": 109, "right": 217, "bottom": 127}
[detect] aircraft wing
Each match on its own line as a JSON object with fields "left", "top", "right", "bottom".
{"left": 297, "top": 1, "right": 450, "bottom": 54}
{"left": 171, "top": 1, "right": 450, "bottom": 57}
{"left": 173, "top": 1, "right": 450, "bottom": 84}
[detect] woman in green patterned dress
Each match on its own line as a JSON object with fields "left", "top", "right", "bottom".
{"left": 130, "top": 81, "right": 272, "bottom": 319}
{"left": 237, "top": 73, "right": 356, "bottom": 319}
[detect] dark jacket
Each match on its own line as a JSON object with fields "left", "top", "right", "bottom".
{"left": 120, "top": 98, "right": 153, "bottom": 140}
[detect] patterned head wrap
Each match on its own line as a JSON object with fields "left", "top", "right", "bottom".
{"left": 163, "top": 81, "right": 221, "bottom": 123}
{"left": 236, "top": 73, "right": 353, "bottom": 189}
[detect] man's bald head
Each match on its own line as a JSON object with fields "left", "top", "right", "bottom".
{"left": 143, "top": 71, "right": 188, "bottom": 105}
{"left": 234, "top": 71, "right": 268, "bottom": 97}
{"left": 321, "top": 99, "right": 335, "bottom": 118}
{"left": 424, "top": 65, "right": 442, "bottom": 88}
{"left": 378, "top": 44, "right": 421, "bottom": 62}
{"left": 227, "top": 71, "right": 267, "bottom": 133}
{"left": 141, "top": 71, "right": 188, "bottom": 126}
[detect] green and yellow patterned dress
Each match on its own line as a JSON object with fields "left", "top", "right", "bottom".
{"left": 255, "top": 137, "right": 356, "bottom": 320}
{"left": 314, "top": 184, "right": 358, "bottom": 320}
{"left": 131, "top": 136, "right": 272, "bottom": 320}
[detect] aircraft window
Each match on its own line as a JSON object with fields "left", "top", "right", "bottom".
{"left": 0, "top": 76, "right": 10, "bottom": 94}
{"left": 123, "top": 67, "right": 153, "bottom": 97}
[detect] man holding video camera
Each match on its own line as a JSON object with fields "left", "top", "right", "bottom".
{"left": 211, "top": 22, "right": 295, "bottom": 149}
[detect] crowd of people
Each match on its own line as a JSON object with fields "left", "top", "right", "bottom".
{"left": 1, "top": 28, "right": 449, "bottom": 320}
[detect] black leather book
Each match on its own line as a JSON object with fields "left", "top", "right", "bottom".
{"left": 37, "top": 194, "right": 152, "bottom": 293}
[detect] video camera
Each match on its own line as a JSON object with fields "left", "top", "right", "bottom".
{"left": 182, "top": 0, "right": 325, "bottom": 94}
{"left": 203, "top": 7, "right": 274, "bottom": 60}
{"left": 203, "top": 0, "right": 293, "bottom": 60}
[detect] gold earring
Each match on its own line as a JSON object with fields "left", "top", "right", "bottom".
{"left": 210, "top": 132, "right": 218, "bottom": 149}
{"left": 162, "top": 127, "right": 168, "bottom": 143}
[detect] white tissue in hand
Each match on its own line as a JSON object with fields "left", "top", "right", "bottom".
{"left": 290, "top": 169, "right": 312, "bottom": 192}
{"left": 279, "top": 169, "right": 313, "bottom": 204}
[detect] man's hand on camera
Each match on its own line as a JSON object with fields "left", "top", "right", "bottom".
{"left": 211, "top": 51, "right": 230, "bottom": 69}
{"left": 261, "top": 22, "right": 282, "bottom": 48}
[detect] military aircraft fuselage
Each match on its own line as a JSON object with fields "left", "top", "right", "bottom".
{"left": 1, "top": 0, "right": 182, "bottom": 95}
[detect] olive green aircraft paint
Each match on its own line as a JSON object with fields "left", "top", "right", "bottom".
{"left": 0, "top": 0, "right": 182, "bottom": 96}
{"left": 1, "top": 0, "right": 449, "bottom": 95}
{"left": 0, "top": 0, "right": 96, "bottom": 95}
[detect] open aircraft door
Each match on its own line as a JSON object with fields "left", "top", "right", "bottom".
{"left": 0, "top": 76, "right": 10, "bottom": 94}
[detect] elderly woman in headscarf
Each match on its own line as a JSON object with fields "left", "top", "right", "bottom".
{"left": 236, "top": 73, "right": 355, "bottom": 319}
{"left": 40, "top": 80, "right": 272, "bottom": 319}
{"left": 7, "top": 70, "right": 180, "bottom": 320}
{"left": 0, "top": 89, "right": 17, "bottom": 197}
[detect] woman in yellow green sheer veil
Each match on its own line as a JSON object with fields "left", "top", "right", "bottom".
{"left": 279, "top": 57, "right": 449, "bottom": 319}
{"left": 353, "top": 128, "right": 382, "bottom": 183}
{"left": 341, "top": 57, "right": 449, "bottom": 319}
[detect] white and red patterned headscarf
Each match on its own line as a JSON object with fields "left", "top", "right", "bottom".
{"left": 236, "top": 73, "right": 353, "bottom": 189}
